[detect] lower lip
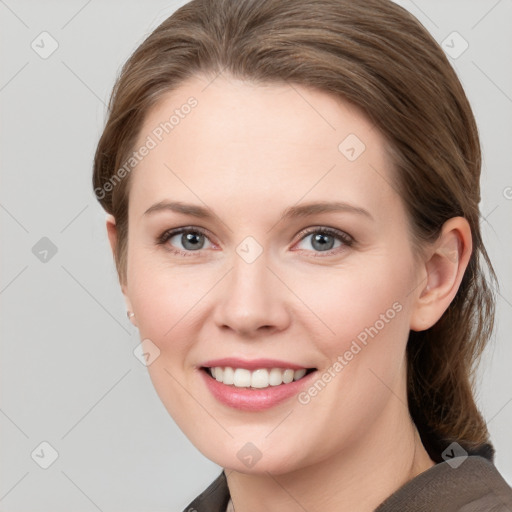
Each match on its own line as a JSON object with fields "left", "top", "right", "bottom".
{"left": 199, "top": 368, "right": 317, "bottom": 411}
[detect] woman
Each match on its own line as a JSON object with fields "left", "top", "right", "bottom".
{"left": 92, "top": 0, "right": 512, "bottom": 510}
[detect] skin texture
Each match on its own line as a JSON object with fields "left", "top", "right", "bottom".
{"left": 106, "top": 74, "right": 472, "bottom": 512}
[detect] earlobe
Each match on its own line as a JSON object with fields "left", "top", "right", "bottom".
{"left": 105, "top": 214, "right": 123, "bottom": 290}
{"left": 105, "top": 214, "right": 137, "bottom": 327}
{"left": 410, "top": 217, "right": 472, "bottom": 332}
{"left": 106, "top": 214, "right": 117, "bottom": 255}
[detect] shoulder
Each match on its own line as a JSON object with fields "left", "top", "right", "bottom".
{"left": 182, "top": 456, "right": 512, "bottom": 512}
{"left": 182, "top": 471, "right": 230, "bottom": 512}
{"left": 375, "top": 455, "right": 512, "bottom": 512}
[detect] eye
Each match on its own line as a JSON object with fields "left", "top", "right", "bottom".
{"left": 157, "top": 227, "right": 214, "bottom": 256}
{"left": 156, "top": 225, "right": 354, "bottom": 257}
{"left": 294, "top": 227, "right": 353, "bottom": 256}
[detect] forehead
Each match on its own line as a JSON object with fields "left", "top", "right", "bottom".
{"left": 128, "top": 74, "right": 399, "bottom": 223}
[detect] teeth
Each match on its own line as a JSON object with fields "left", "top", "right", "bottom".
{"left": 233, "top": 368, "right": 251, "bottom": 387}
{"left": 269, "top": 368, "right": 283, "bottom": 386}
{"left": 251, "top": 369, "right": 269, "bottom": 389}
{"left": 282, "top": 369, "right": 294, "bottom": 384}
{"left": 293, "top": 368, "right": 307, "bottom": 380}
{"left": 223, "top": 366, "right": 234, "bottom": 385}
{"left": 208, "top": 367, "right": 310, "bottom": 388}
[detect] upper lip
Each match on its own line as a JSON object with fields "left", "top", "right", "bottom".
{"left": 200, "top": 357, "right": 315, "bottom": 371}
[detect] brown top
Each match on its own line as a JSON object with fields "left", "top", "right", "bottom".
{"left": 183, "top": 455, "right": 512, "bottom": 511}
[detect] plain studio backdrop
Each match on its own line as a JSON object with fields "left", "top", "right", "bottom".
{"left": 1, "top": 1, "right": 511, "bottom": 510}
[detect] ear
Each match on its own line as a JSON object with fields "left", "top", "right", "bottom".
{"left": 409, "top": 217, "right": 472, "bottom": 332}
{"left": 106, "top": 214, "right": 137, "bottom": 327}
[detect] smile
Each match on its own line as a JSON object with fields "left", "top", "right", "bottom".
{"left": 204, "top": 366, "right": 315, "bottom": 389}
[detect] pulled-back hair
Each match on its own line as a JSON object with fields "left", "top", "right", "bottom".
{"left": 92, "top": 0, "right": 497, "bottom": 461}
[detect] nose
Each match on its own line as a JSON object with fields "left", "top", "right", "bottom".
{"left": 212, "top": 248, "right": 291, "bottom": 338}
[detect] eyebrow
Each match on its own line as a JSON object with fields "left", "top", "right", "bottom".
{"left": 143, "top": 200, "right": 373, "bottom": 221}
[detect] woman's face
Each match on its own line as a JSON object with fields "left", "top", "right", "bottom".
{"left": 119, "top": 74, "right": 426, "bottom": 473}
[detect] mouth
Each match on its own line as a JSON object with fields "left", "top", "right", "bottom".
{"left": 201, "top": 366, "right": 317, "bottom": 389}
{"left": 198, "top": 357, "right": 319, "bottom": 410}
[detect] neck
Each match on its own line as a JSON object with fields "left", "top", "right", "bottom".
{"left": 226, "top": 399, "right": 435, "bottom": 512}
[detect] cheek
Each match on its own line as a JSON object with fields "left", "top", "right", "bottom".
{"left": 126, "top": 256, "right": 208, "bottom": 423}
{"left": 123, "top": 242, "right": 417, "bottom": 468}
{"left": 286, "top": 255, "right": 415, "bottom": 358}
{"left": 126, "top": 247, "right": 221, "bottom": 370}
{"left": 286, "top": 262, "right": 413, "bottom": 443}
{"left": 128, "top": 244, "right": 416, "bottom": 359}
{"left": 129, "top": 270, "right": 199, "bottom": 348}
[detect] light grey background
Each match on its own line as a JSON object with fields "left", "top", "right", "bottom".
{"left": 0, "top": 1, "right": 511, "bottom": 510}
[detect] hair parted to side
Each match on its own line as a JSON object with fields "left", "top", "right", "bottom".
{"left": 93, "top": 0, "right": 497, "bottom": 461}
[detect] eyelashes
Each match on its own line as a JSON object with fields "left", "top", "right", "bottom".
{"left": 156, "top": 226, "right": 213, "bottom": 257}
{"left": 294, "top": 226, "right": 353, "bottom": 255}
{"left": 156, "top": 225, "right": 354, "bottom": 258}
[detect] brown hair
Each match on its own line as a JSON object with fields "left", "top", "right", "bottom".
{"left": 92, "top": 0, "right": 497, "bottom": 461}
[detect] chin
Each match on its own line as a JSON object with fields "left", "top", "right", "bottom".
{"left": 191, "top": 436, "right": 307, "bottom": 475}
